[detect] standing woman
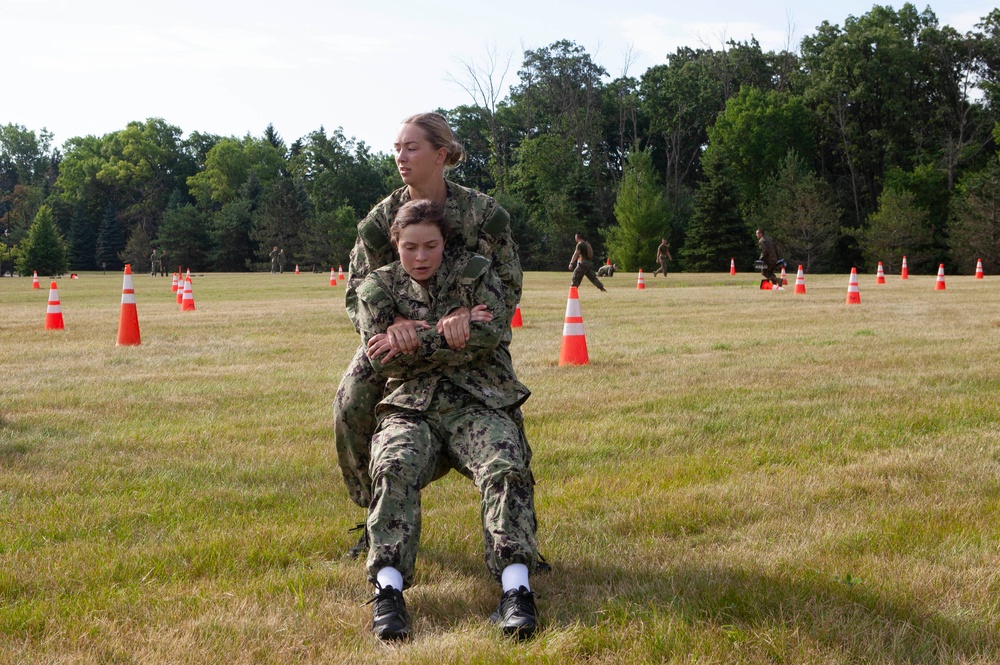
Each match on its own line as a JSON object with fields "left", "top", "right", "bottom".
{"left": 335, "top": 112, "right": 523, "bottom": 545}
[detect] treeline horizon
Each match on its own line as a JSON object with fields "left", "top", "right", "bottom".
{"left": 3, "top": 3, "right": 1000, "bottom": 278}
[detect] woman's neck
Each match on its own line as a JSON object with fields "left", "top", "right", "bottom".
{"left": 407, "top": 179, "right": 448, "bottom": 205}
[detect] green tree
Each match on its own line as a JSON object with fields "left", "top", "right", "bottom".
{"left": 948, "top": 161, "right": 1000, "bottom": 274}
{"left": 703, "top": 87, "right": 816, "bottom": 215}
{"left": 15, "top": 205, "right": 67, "bottom": 276}
{"left": 854, "top": 188, "right": 933, "bottom": 274}
{"left": 209, "top": 175, "right": 262, "bottom": 271}
{"left": 95, "top": 203, "right": 125, "bottom": 271}
{"left": 748, "top": 151, "right": 841, "bottom": 272}
{"left": 187, "top": 136, "right": 285, "bottom": 209}
{"left": 119, "top": 225, "right": 153, "bottom": 272}
{"left": 681, "top": 161, "right": 748, "bottom": 271}
{"left": 606, "top": 148, "right": 670, "bottom": 270}
{"left": 251, "top": 176, "right": 311, "bottom": 265}
{"left": 157, "top": 198, "right": 211, "bottom": 270}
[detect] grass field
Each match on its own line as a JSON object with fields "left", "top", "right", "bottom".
{"left": 2, "top": 268, "right": 1000, "bottom": 664}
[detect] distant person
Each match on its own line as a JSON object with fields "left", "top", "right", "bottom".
{"left": 652, "top": 238, "right": 673, "bottom": 277}
{"left": 150, "top": 248, "right": 158, "bottom": 277}
{"left": 568, "top": 233, "right": 606, "bottom": 292}
{"left": 358, "top": 199, "right": 540, "bottom": 641}
{"left": 278, "top": 249, "right": 287, "bottom": 274}
{"left": 756, "top": 228, "right": 783, "bottom": 289}
{"left": 596, "top": 262, "right": 617, "bottom": 277}
{"left": 270, "top": 246, "right": 279, "bottom": 274}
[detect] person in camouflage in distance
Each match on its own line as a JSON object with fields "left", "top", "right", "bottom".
{"left": 568, "top": 233, "right": 606, "bottom": 291}
{"left": 335, "top": 113, "right": 522, "bottom": 515}
{"left": 359, "top": 200, "right": 539, "bottom": 640}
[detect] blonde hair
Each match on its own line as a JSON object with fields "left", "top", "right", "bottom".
{"left": 401, "top": 112, "right": 465, "bottom": 167}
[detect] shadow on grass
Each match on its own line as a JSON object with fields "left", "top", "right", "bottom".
{"left": 538, "top": 558, "right": 998, "bottom": 661}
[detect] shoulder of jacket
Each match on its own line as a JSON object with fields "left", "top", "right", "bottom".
{"left": 461, "top": 254, "right": 492, "bottom": 280}
{"left": 357, "top": 269, "right": 395, "bottom": 306}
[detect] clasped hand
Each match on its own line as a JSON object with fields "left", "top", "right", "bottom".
{"left": 367, "top": 305, "right": 492, "bottom": 361}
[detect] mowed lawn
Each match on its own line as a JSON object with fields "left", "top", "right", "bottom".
{"left": 2, "top": 268, "right": 1000, "bottom": 664}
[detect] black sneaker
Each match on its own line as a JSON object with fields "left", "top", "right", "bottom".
{"left": 367, "top": 585, "right": 410, "bottom": 641}
{"left": 490, "top": 586, "right": 539, "bottom": 639}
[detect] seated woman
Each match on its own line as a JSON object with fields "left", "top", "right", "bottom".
{"left": 356, "top": 199, "right": 540, "bottom": 641}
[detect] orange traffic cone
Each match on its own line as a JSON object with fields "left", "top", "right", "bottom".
{"left": 636, "top": 268, "right": 646, "bottom": 290}
{"left": 794, "top": 265, "right": 806, "bottom": 294}
{"left": 338, "top": 265, "right": 345, "bottom": 281}
{"left": 295, "top": 264, "right": 300, "bottom": 275}
{"left": 511, "top": 303, "right": 523, "bottom": 328}
{"left": 176, "top": 273, "right": 185, "bottom": 304}
{"left": 32, "top": 270, "right": 40, "bottom": 288}
{"left": 330, "top": 268, "right": 337, "bottom": 286}
{"left": 116, "top": 265, "right": 141, "bottom": 346}
{"left": 45, "top": 281, "right": 64, "bottom": 329}
{"left": 876, "top": 262, "right": 886, "bottom": 284}
{"left": 558, "top": 286, "right": 588, "bottom": 366}
{"left": 181, "top": 276, "right": 196, "bottom": 311}
{"left": 606, "top": 258, "right": 611, "bottom": 266}
{"left": 935, "top": 264, "right": 946, "bottom": 290}
{"left": 901, "top": 256, "right": 909, "bottom": 280}
{"left": 846, "top": 268, "right": 861, "bottom": 304}
{"left": 780, "top": 265, "right": 788, "bottom": 286}
{"left": 730, "top": 258, "right": 736, "bottom": 275}
{"left": 760, "top": 279, "right": 772, "bottom": 290}
{"left": 171, "top": 272, "right": 179, "bottom": 292}
{"left": 975, "top": 258, "right": 984, "bottom": 279}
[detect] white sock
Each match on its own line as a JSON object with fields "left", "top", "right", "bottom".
{"left": 501, "top": 563, "right": 530, "bottom": 592}
{"left": 376, "top": 566, "right": 403, "bottom": 591}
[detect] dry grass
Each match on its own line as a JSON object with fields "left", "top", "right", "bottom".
{"left": 2, "top": 268, "right": 1000, "bottom": 663}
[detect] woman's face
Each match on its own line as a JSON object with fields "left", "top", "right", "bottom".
{"left": 394, "top": 124, "right": 446, "bottom": 189}
{"left": 396, "top": 221, "right": 444, "bottom": 287}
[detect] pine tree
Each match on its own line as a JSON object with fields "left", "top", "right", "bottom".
{"left": 606, "top": 148, "right": 670, "bottom": 270}
{"left": 15, "top": 204, "right": 68, "bottom": 276}
{"left": 681, "top": 170, "right": 750, "bottom": 272}
{"left": 95, "top": 203, "right": 124, "bottom": 271}
{"left": 68, "top": 200, "right": 97, "bottom": 270}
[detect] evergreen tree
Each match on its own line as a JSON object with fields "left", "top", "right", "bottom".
{"left": 157, "top": 201, "right": 211, "bottom": 271}
{"left": 15, "top": 204, "right": 68, "bottom": 276}
{"left": 606, "top": 148, "right": 671, "bottom": 270}
{"left": 67, "top": 200, "right": 97, "bottom": 270}
{"left": 747, "top": 151, "right": 841, "bottom": 273}
{"left": 119, "top": 225, "right": 153, "bottom": 272}
{"left": 681, "top": 166, "right": 749, "bottom": 272}
{"left": 210, "top": 175, "right": 261, "bottom": 271}
{"left": 95, "top": 203, "right": 125, "bottom": 271}
{"left": 948, "top": 162, "right": 1000, "bottom": 275}
{"left": 855, "top": 188, "right": 933, "bottom": 274}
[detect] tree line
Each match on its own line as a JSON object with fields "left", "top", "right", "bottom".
{"left": 3, "top": 4, "right": 1000, "bottom": 278}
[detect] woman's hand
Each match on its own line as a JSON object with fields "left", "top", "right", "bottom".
{"left": 386, "top": 316, "right": 430, "bottom": 354}
{"left": 436, "top": 306, "right": 473, "bottom": 350}
{"left": 366, "top": 333, "right": 396, "bottom": 361}
{"left": 468, "top": 303, "right": 492, "bottom": 323}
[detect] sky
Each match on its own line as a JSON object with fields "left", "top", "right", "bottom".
{"left": 2, "top": 0, "right": 995, "bottom": 154}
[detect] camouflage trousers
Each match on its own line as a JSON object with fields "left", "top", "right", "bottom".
{"left": 571, "top": 260, "right": 605, "bottom": 291}
{"left": 334, "top": 346, "right": 451, "bottom": 508}
{"left": 366, "top": 385, "right": 538, "bottom": 589}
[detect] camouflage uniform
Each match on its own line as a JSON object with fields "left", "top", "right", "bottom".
{"left": 758, "top": 234, "right": 781, "bottom": 287}
{"left": 571, "top": 239, "right": 605, "bottom": 291}
{"left": 335, "top": 181, "right": 522, "bottom": 508}
{"left": 357, "top": 252, "right": 536, "bottom": 588}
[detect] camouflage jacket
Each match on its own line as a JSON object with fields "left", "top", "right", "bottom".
{"left": 345, "top": 180, "right": 521, "bottom": 335}
{"left": 356, "top": 252, "right": 529, "bottom": 413}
